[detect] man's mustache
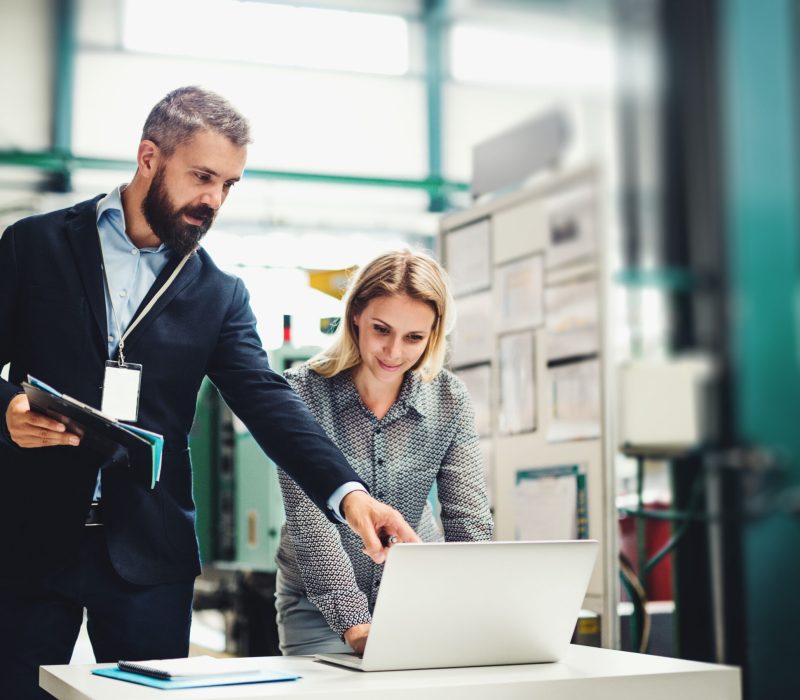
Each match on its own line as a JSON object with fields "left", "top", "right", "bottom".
{"left": 182, "top": 204, "right": 215, "bottom": 225}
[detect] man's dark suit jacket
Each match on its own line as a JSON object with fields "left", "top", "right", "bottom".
{"left": 0, "top": 195, "right": 364, "bottom": 586}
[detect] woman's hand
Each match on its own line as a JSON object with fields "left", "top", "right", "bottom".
{"left": 344, "top": 623, "right": 371, "bottom": 656}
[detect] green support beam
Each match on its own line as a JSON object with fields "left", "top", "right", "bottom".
{"left": 424, "top": 0, "right": 447, "bottom": 212}
{"left": 722, "top": 0, "right": 800, "bottom": 695}
{"left": 51, "top": 0, "right": 76, "bottom": 191}
{"left": 0, "top": 150, "right": 468, "bottom": 198}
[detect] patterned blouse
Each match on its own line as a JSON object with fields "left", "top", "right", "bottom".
{"left": 276, "top": 364, "right": 493, "bottom": 638}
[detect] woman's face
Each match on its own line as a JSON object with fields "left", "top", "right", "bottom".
{"left": 352, "top": 294, "right": 436, "bottom": 387}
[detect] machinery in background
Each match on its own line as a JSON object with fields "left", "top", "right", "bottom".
{"left": 190, "top": 316, "right": 322, "bottom": 657}
{"left": 616, "top": 1, "right": 800, "bottom": 695}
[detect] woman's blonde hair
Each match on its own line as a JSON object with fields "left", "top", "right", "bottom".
{"left": 309, "top": 249, "right": 455, "bottom": 382}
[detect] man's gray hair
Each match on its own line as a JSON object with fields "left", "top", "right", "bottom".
{"left": 142, "top": 86, "right": 251, "bottom": 156}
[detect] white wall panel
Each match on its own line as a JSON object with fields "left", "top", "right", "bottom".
{"left": 0, "top": 0, "right": 53, "bottom": 150}
{"left": 77, "top": 0, "right": 120, "bottom": 48}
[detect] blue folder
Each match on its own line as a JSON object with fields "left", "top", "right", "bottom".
{"left": 92, "top": 667, "right": 301, "bottom": 690}
{"left": 24, "top": 376, "right": 164, "bottom": 489}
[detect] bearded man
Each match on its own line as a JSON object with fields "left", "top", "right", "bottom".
{"left": 0, "top": 86, "right": 417, "bottom": 699}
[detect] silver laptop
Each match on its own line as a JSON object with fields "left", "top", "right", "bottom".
{"left": 315, "top": 539, "right": 598, "bottom": 672}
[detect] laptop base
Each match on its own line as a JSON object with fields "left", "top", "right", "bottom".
{"left": 314, "top": 653, "right": 366, "bottom": 671}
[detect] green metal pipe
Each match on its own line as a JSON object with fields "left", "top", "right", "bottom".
{"left": 424, "top": 0, "right": 446, "bottom": 212}
{"left": 0, "top": 150, "right": 468, "bottom": 195}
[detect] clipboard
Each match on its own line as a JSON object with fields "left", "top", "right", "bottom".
{"left": 22, "top": 376, "right": 163, "bottom": 488}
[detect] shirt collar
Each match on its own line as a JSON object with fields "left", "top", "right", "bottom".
{"left": 402, "top": 370, "right": 433, "bottom": 417}
{"left": 332, "top": 368, "right": 428, "bottom": 419}
{"left": 331, "top": 370, "right": 360, "bottom": 411}
{"left": 95, "top": 184, "right": 125, "bottom": 225}
{"left": 96, "top": 184, "right": 169, "bottom": 254}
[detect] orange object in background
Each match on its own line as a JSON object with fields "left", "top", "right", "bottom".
{"left": 619, "top": 502, "right": 673, "bottom": 601}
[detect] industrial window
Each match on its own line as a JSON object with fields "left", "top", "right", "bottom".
{"left": 449, "top": 22, "right": 612, "bottom": 90}
{"left": 122, "top": 0, "right": 409, "bottom": 76}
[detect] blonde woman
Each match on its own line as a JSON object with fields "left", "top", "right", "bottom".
{"left": 275, "top": 249, "right": 493, "bottom": 656}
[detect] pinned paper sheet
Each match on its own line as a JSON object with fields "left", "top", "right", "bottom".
{"left": 515, "top": 465, "right": 587, "bottom": 541}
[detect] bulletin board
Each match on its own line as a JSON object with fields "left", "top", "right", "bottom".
{"left": 440, "top": 165, "right": 617, "bottom": 648}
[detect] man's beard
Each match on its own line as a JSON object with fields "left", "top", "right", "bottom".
{"left": 141, "top": 166, "right": 216, "bottom": 257}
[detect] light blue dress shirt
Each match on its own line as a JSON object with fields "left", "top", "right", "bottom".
{"left": 92, "top": 186, "right": 363, "bottom": 518}
{"left": 96, "top": 186, "right": 171, "bottom": 360}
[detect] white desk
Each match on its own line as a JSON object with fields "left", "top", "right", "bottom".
{"left": 41, "top": 645, "right": 741, "bottom": 700}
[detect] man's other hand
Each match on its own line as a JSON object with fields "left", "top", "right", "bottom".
{"left": 341, "top": 490, "right": 420, "bottom": 564}
{"left": 5, "top": 394, "right": 80, "bottom": 448}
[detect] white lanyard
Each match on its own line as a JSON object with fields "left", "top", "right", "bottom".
{"left": 97, "top": 227, "right": 192, "bottom": 365}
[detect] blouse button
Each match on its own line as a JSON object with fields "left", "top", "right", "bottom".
{"left": 375, "top": 428, "right": 382, "bottom": 434}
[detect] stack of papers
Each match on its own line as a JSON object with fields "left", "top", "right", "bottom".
{"left": 92, "top": 656, "right": 301, "bottom": 689}
{"left": 117, "top": 656, "right": 260, "bottom": 679}
{"left": 23, "top": 375, "right": 163, "bottom": 489}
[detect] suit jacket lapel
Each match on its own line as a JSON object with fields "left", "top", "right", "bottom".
{"left": 120, "top": 251, "right": 201, "bottom": 353}
{"left": 64, "top": 196, "right": 107, "bottom": 353}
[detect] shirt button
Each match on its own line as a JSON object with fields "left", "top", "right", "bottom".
{"left": 119, "top": 290, "right": 127, "bottom": 298}
{"left": 130, "top": 248, "right": 139, "bottom": 255}
{"left": 377, "top": 459, "right": 384, "bottom": 466}
{"left": 375, "top": 428, "right": 382, "bottom": 435}
{"left": 108, "top": 335, "right": 114, "bottom": 342}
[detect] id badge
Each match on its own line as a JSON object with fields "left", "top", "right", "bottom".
{"left": 101, "top": 361, "right": 142, "bottom": 421}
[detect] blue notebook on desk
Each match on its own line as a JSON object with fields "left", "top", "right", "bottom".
{"left": 92, "top": 667, "right": 301, "bottom": 689}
